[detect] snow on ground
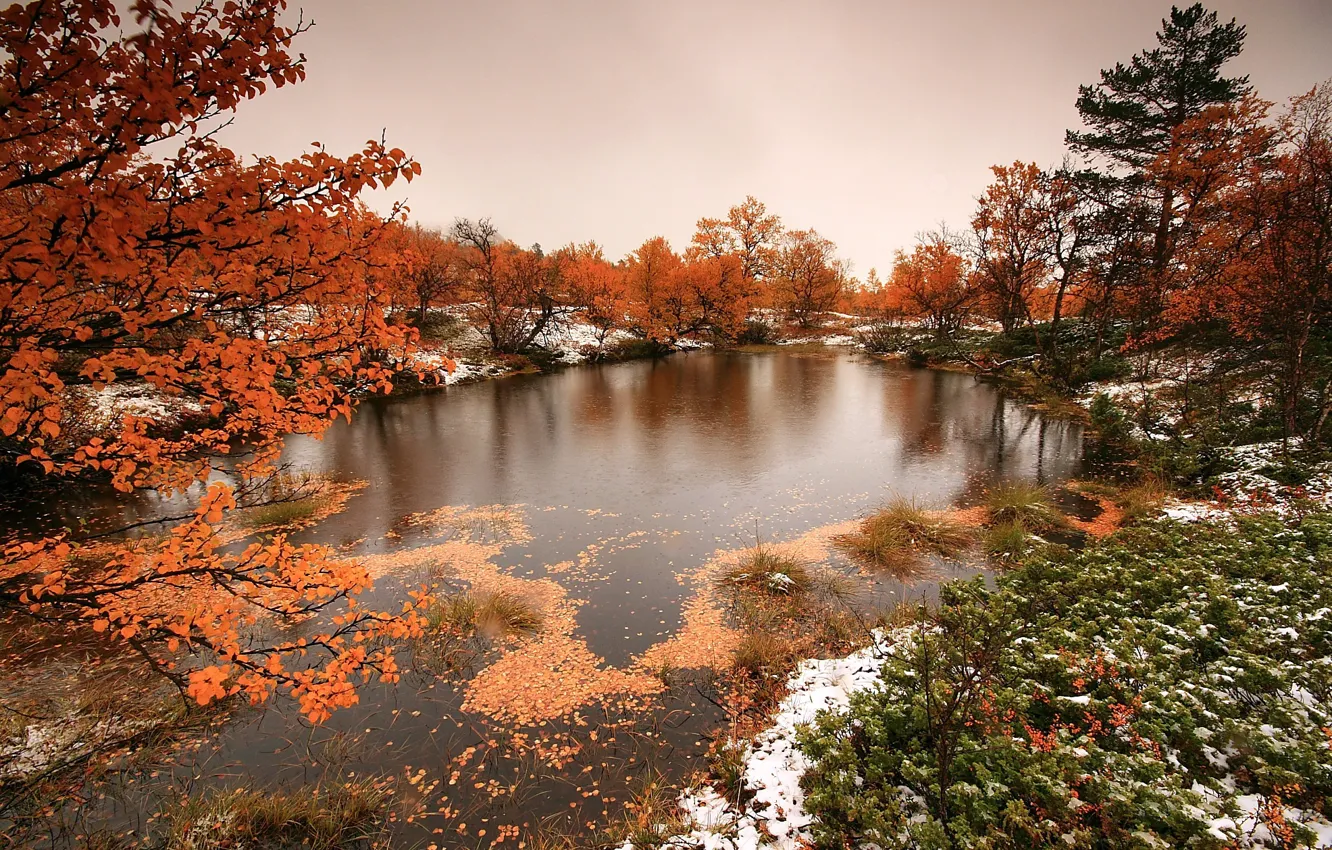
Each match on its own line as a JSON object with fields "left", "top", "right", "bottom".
{"left": 68, "top": 383, "right": 205, "bottom": 435}
{"left": 1163, "top": 438, "right": 1332, "bottom": 522}
{"left": 777, "top": 334, "right": 858, "bottom": 347}
{"left": 535, "top": 322, "right": 637, "bottom": 363}
{"left": 626, "top": 634, "right": 896, "bottom": 850}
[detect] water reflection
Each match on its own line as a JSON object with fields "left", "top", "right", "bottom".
{"left": 290, "top": 351, "right": 1081, "bottom": 544}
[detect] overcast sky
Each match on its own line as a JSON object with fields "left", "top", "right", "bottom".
{"left": 220, "top": 0, "right": 1332, "bottom": 277}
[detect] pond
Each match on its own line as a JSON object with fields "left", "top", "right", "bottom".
{"left": 11, "top": 349, "right": 1087, "bottom": 846}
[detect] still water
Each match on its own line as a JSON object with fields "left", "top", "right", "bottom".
{"left": 37, "top": 350, "right": 1087, "bottom": 844}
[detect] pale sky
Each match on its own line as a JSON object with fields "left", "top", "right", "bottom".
{"left": 220, "top": 0, "right": 1332, "bottom": 277}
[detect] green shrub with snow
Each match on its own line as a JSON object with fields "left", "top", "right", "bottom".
{"left": 800, "top": 514, "right": 1332, "bottom": 849}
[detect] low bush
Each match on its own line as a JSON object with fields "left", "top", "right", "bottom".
{"left": 856, "top": 322, "right": 906, "bottom": 354}
{"left": 800, "top": 514, "right": 1332, "bottom": 849}
{"left": 735, "top": 318, "right": 779, "bottom": 345}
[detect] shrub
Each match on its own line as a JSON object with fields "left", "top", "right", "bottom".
{"left": 985, "top": 481, "right": 1065, "bottom": 532}
{"left": 1079, "top": 356, "right": 1131, "bottom": 384}
{"left": 800, "top": 515, "right": 1332, "bottom": 849}
{"left": 414, "top": 311, "right": 466, "bottom": 344}
{"left": 1085, "top": 392, "right": 1140, "bottom": 472}
{"left": 605, "top": 337, "right": 672, "bottom": 361}
{"left": 736, "top": 318, "right": 779, "bottom": 345}
{"left": 855, "top": 322, "right": 905, "bottom": 354}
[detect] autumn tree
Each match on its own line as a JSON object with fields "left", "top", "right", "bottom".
{"left": 726, "top": 195, "right": 784, "bottom": 293}
{"left": 397, "top": 223, "right": 463, "bottom": 322}
{"left": 970, "top": 162, "right": 1052, "bottom": 334}
{"left": 770, "top": 229, "right": 847, "bottom": 327}
{"left": 1164, "top": 84, "right": 1332, "bottom": 440}
{"left": 1144, "top": 95, "right": 1275, "bottom": 302}
{"left": 889, "top": 229, "right": 976, "bottom": 339}
{"left": 1038, "top": 167, "right": 1096, "bottom": 356}
{"left": 624, "top": 236, "right": 686, "bottom": 343}
{"left": 0, "top": 0, "right": 427, "bottom": 722}
{"left": 563, "top": 242, "right": 629, "bottom": 354}
{"left": 683, "top": 219, "right": 751, "bottom": 338}
{"left": 451, "top": 218, "right": 576, "bottom": 353}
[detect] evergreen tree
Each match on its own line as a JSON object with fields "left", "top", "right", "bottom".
{"left": 1067, "top": 4, "right": 1251, "bottom": 171}
{"left": 1066, "top": 4, "right": 1252, "bottom": 307}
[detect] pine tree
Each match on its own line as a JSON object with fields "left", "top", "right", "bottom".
{"left": 1067, "top": 4, "right": 1251, "bottom": 171}
{"left": 1066, "top": 4, "right": 1252, "bottom": 305}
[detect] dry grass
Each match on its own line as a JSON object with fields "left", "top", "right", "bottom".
{"left": 730, "top": 630, "right": 795, "bottom": 680}
{"left": 985, "top": 481, "right": 1066, "bottom": 532}
{"left": 168, "top": 779, "right": 389, "bottom": 850}
{"left": 706, "top": 738, "right": 751, "bottom": 806}
{"left": 835, "top": 499, "right": 972, "bottom": 574}
{"left": 234, "top": 496, "right": 323, "bottom": 530}
{"left": 984, "top": 520, "right": 1031, "bottom": 565}
{"left": 1117, "top": 479, "right": 1172, "bottom": 523}
{"left": 425, "top": 589, "right": 542, "bottom": 639}
{"left": 719, "top": 545, "right": 813, "bottom": 596}
{"left": 602, "top": 767, "right": 687, "bottom": 850}
{"left": 232, "top": 472, "right": 332, "bottom": 530}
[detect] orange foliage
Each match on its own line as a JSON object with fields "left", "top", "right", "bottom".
{"left": 0, "top": 0, "right": 426, "bottom": 721}
{"left": 887, "top": 230, "right": 975, "bottom": 336}
{"left": 972, "top": 162, "right": 1052, "bottom": 332}
{"left": 770, "top": 229, "right": 848, "bottom": 327}
{"left": 1156, "top": 89, "right": 1330, "bottom": 435}
{"left": 563, "top": 242, "right": 629, "bottom": 351}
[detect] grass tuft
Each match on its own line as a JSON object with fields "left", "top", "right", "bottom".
{"left": 603, "top": 767, "right": 686, "bottom": 850}
{"left": 719, "top": 545, "right": 812, "bottom": 596}
{"left": 984, "top": 520, "right": 1031, "bottom": 564}
{"left": 1117, "top": 479, "right": 1171, "bottom": 524}
{"left": 425, "top": 589, "right": 542, "bottom": 639}
{"left": 235, "top": 497, "right": 322, "bottom": 530}
{"left": 730, "top": 630, "right": 795, "bottom": 680}
{"left": 985, "top": 481, "right": 1066, "bottom": 532}
{"left": 168, "top": 779, "right": 388, "bottom": 850}
{"left": 835, "top": 499, "right": 971, "bottom": 574}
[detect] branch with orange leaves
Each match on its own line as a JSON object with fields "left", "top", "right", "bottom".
{"left": 2, "top": 482, "right": 430, "bottom": 723}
